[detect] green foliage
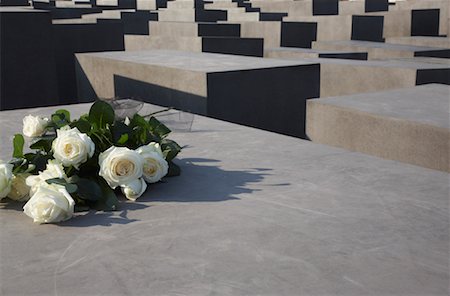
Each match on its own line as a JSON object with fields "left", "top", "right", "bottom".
{"left": 89, "top": 100, "right": 115, "bottom": 129}
{"left": 13, "top": 134, "right": 24, "bottom": 158}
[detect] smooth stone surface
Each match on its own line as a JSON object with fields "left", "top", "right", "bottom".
{"left": 307, "top": 84, "right": 450, "bottom": 172}
{"left": 0, "top": 103, "right": 448, "bottom": 295}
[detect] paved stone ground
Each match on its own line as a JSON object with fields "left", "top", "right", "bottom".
{"left": 0, "top": 103, "right": 448, "bottom": 295}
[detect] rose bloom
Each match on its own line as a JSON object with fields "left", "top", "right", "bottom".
{"left": 99, "top": 146, "right": 144, "bottom": 189}
{"left": 121, "top": 178, "right": 147, "bottom": 201}
{"left": 136, "top": 143, "right": 168, "bottom": 184}
{"left": 52, "top": 126, "right": 95, "bottom": 169}
{"left": 26, "top": 160, "right": 68, "bottom": 196}
{"left": 23, "top": 183, "right": 75, "bottom": 224}
{"left": 0, "top": 161, "right": 13, "bottom": 200}
{"left": 8, "top": 173, "right": 31, "bottom": 201}
{"left": 22, "top": 115, "right": 49, "bottom": 138}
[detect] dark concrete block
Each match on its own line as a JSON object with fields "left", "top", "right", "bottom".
{"left": 207, "top": 64, "right": 320, "bottom": 138}
{"left": 202, "top": 37, "right": 264, "bottom": 57}
{"left": 414, "top": 49, "right": 450, "bottom": 59}
{"left": 121, "top": 11, "right": 158, "bottom": 35}
{"left": 416, "top": 69, "right": 450, "bottom": 85}
{"left": 0, "top": 9, "right": 59, "bottom": 110}
{"left": 313, "top": 0, "right": 338, "bottom": 16}
{"left": 281, "top": 22, "right": 317, "bottom": 48}
{"left": 197, "top": 23, "right": 241, "bottom": 37}
{"left": 195, "top": 8, "right": 227, "bottom": 22}
{"left": 0, "top": 0, "right": 29, "bottom": 6}
{"left": 352, "top": 15, "right": 385, "bottom": 42}
{"left": 365, "top": 0, "right": 388, "bottom": 12}
{"left": 411, "top": 9, "right": 440, "bottom": 37}
{"left": 259, "top": 12, "right": 287, "bottom": 22}
{"left": 318, "top": 52, "right": 368, "bottom": 60}
{"left": 54, "top": 21, "right": 125, "bottom": 104}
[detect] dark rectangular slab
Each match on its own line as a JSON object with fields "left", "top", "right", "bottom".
{"left": 313, "top": 0, "right": 338, "bottom": 16}
{"left": 0, "top": 8, "right": 59, "bottom": 110}
{"left": 202, "top": 37, "right": 264, "bottom": 57}
{"left": 365, "top": 0, "right": 388, "bottom": 12}
{"left": 411, "top": 9, "right": 440, "bottom": 37}
{"left": 352, "top": 15, "right": 385, "bottom": 42}
{"left": 197, "top": 23, "right": 241, "bottom": 37}
{"left": 54, "top": 21, "right": 125, "bottom": 104}
{"left": 281, "top": 22, "right": 317, "bottom": 48}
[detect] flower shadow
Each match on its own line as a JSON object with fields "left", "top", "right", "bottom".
{"left": 142, "top": 158, "right": 270, "bottom": 202}
{"left": 3, "top": 158, "right": 270, "bottom": 227}
{"left": 58, "top": 202, "right": 149, "bottom": 227}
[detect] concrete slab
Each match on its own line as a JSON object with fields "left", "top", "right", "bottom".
{"left": 312, "top": 40, "right": 450, "bottom": 60}
{"left": 76, "top": 49, "right": 319, "bottom": 138}
{"left": 307, "top": 84, "right": 450, "bottom": 172}
{"left": 0, "top": 7, "right": 59, "bottom": 110}
{"left": 0, "top": 102, "right": 448, "bottom": 295}
{"left": 265, "top": 47, "right": 368, "bottom": 60}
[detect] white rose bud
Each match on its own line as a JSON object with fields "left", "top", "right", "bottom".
{"left": 99, "top": 146, "right": 144, "bottom": 189}
{"left": 136, "top": 143, "right": 168, "bottom": 184}
{"left": 26, "top": 160, "right": 68, "bottom": 196}
{"left": 23, "top": 183, "right": 75, "bottom": 224}
{"left": 22, "top": 115, "right": 49, "bottom": 138}
{"left": 7, "top": 173, "right": 31, "bottom": 201}
{"left": 121, "top": 178, "right": 147, "bottom": 201}
{"left": 52, "top": 127, "right": 95, "bottom": 169}
{"left": 0, "top": 161, "right": 13, "bottom": 200}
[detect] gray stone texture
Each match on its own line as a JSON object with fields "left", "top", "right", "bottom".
{"left": 0, "top": 103, "right": 449, "bottom": 296}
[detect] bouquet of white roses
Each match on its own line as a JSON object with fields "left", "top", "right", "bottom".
{"left": 0, "top": 101, "right": 181, "bottom": 224}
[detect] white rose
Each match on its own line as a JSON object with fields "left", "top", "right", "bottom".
{"left": 52, "top": 127, "right": 95, "bottom": 169}
{"left": 7, "top": 173, "right": 31, "bottom": 201}
{"left": 22, "top": 115, "right": 49, "bottom": 138}
{"left": 23, "top": 183, "right": 75, "bottom": 224}
{"left": 99, "top": 146, "right": 144, "bottom": 189}
{"left": 121, "top": 178, "right": 147, "bottom": 201}
{"left": 26, "top": 160, "right": 68, "bottom": 196}
{"left": 0, "top": 161, "right": 13, "bottom": 200}
{"left": 136, "top": 144, "right": 168, "bottom": 184}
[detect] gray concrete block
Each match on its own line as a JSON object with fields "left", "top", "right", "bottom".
{"left": 307, "top": 84, "right": 450, "bottom": 172}
{"left": 76, "top": 49, "right": 319, "bottom": 137}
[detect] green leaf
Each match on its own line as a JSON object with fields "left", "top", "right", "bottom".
{"left": 161, "top": 139, "right": 182, "bottom": 161}
{"left": 46, "top": 178, "right": 78, "bottom": 193}
{"left": 111, "top": 121, "right": 131, "bottom": 145}
{"left": 74, "top": 178, "right": 102, "bottom": 201}
{"left": 51, "top": 111, "right": 70, "bottom": 129}
{"left": 89, "top": 101, "right": 115, "bottom": 129}
{"left": 95, "top": 179, "right": 119, "bottom": 211}
{"left": 166, "top": 161, "right": 181, "bottom": 177}
{"left": 148, "top": 117, "right": 171, "bottom": 138}
{"left": 30, "top": 136, "right": 55, "bottom": 153}
{"left": 117, "top": 134, "right": 128, "bottom": 145}
{"left": 70, "top": 118, "right": 91, "bottom": 133}
{"left": 55, "top": 109, "right": 71, "bottom": 122}
{"left": 12, "top": 134, "right": 24, "bottom": 158}
{"left": 24, "top": 153, "right": 52, "bottom": 173}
